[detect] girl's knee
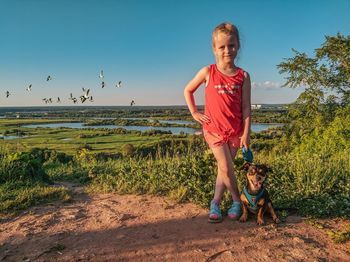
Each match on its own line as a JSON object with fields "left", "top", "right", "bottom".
{"left": 217, "top": 163, "right": 233, "bottom": 175}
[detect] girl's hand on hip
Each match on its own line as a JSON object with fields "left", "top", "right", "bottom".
{"left": 192, "top": 111, "right": 211, "bottom": 125}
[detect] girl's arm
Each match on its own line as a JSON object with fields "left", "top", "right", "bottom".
{"left": 184, "top": 67, "right": 211, "bottom": 124}
{"left": 240, "top": 71, "right": 252, "bottom": 148}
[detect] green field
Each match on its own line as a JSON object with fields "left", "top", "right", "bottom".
{"left": 0, "top": 118, "right": 184, "bottom": 154}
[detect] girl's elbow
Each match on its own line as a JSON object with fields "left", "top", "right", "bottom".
{"left": 183, "top": 89, "right": 189, "bottom": 97}
{"left": 184, "top": 89, "right": 193, "bottom": 97}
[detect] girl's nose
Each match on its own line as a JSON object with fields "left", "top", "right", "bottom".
{"left": 224, "top": 46, "right": 232, "bottom": 54}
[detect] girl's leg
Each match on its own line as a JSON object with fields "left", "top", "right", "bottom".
{"left": 226, "top": 144, "right": 242, "bottom": 219}
{"left": 212, "top": 170, "right": 226, "bottom": 204}
{"left": 227, "top": 145, "right": 240, "bottom": 201}
{"left": 211, "top": 144, "right": 240, "bottom": 203}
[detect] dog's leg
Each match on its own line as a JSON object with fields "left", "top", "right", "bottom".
{"left": 267, "top": 202, "right": 280, "bottom": 224}
{"left": 256, "top": 198, "right": 265, "bottom": 225}
{"left": 239, "top": 194, "right": 249, "bottom": 222}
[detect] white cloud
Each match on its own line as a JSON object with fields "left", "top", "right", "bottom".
{"left": 252, "top": 81, "right": 282, "bottom": 89}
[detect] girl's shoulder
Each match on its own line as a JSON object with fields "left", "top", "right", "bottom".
{"left": 197, "top": 65, "right": 211, "bottom": 78}
{"left": 203, "top": 65, "right": 212, "bottom": 72}
{"left": 239, "top": 68, "right": 250, "bottom": 80}
{"left": 236, "top": 67, "right": 248, "bottom": 76}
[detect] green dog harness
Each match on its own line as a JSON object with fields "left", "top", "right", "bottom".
{"left": 243, "top": 186, "right": 265, "bottom": 213}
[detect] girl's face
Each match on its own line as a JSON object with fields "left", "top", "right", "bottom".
{"left": 212, "top": 32, "right": 239, "bottom": 64}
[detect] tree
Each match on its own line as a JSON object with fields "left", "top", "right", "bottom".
{"left": 277, "top": 33, "right": 350, "bottom": 134}
{"left": 278, "top": 33, "right": 350, "bottom": 105}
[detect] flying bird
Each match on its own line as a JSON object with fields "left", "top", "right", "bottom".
{"left": 26, "top": 84, "right": 32, "bottom": 91}
{"left": 42, "top": 98, "right": 53, "bottom": 104}
{"left": 6, "top": 91, "right": 10, "bottom": 98}
{"left": 57, "top": 97, "right": 61, "bottom": 103}
{"left": 130, "top": 100, "right": 135, "bottom": 106}
{"left": 80, "top": 96, "right": 87, "bottom": 103}
{"left": 99, "top": 70, "right": 104, "bottom": 79}
{"left": 46, "top": 75, "right": 52, "bottom": 81}
{"left": 80, "top": 88, "right": 92, "bottom": 103}
{"left": 115, "top": 81, "right": 122, "bottom": 88}
{"left": 101, "top": 81, "right": 105, "bottom": 88}
{"left": 82, "top": 88, "right": 90, "bottom": 98}
{"left": 69, "top": 93, "right": 78, "bottom": 104}
{"left": 89, "top": 96, "right": 94, "bottom": 102}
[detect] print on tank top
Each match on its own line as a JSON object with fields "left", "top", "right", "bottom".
{"left": 214, "top": 83, "right": 241, "bottom": 95}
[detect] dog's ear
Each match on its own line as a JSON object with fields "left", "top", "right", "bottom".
{"left": 258, "top": 164, "right": 271, "bottom": 174}
{"left": 241, "top": 162, "right": 251, "bottom": 171}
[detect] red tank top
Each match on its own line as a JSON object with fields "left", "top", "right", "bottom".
{"left": 203, "top": 64, "right": 245, "bottom": 137}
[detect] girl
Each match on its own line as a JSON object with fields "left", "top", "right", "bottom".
{"left": 184, "top": 22, "right": 251, "bottom": 223}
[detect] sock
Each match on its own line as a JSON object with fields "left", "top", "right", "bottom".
{"left": 211, "top": 199, "right": 220, "bottom": 205}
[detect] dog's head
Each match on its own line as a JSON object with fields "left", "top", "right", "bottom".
{"left": 241, "top": 162, "right": 270, "bottom": 191}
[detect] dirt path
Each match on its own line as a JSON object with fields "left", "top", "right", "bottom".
{"left": 1, "top": 183, "right": 349, "bottom": 262}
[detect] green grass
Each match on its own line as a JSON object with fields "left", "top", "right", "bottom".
{"left": 0, "top": 147, "right": 72, "bottom": 213}
{"left": 0, "top": 182, "right": 71, "bottom": 213}
{"left": 0, "top": 120, "right": 176, "bottom": 154}
{"left": 305, "top": 219, "right": 350, "bottom": 243}
{"left": 0, "top": 115, "right": 349, "bottom": 220}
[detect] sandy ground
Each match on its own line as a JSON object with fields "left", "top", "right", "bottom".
{"left": 0, "top": 183, "right": 349, "bottom": 262}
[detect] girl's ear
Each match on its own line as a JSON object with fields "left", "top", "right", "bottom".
{"left": 241, "top": 162, "right": 251, "bottom": 171}
{"left": 212, "top": 43, "right": 217, "bottom": 55}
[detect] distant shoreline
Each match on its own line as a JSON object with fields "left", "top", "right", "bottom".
{"left": 0, "top": 104, "right": 289, "bottom": 111}
{"left": 0, "top": 104, "right": 289, "bottom": 108}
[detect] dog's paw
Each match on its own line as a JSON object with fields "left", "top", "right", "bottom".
{"left": 257, "top": 218, "right": 265, "bottom": 225}
{"left": 239, "top": 215, "right": 248, "bottom": 223}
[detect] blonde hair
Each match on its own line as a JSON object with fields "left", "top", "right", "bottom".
{"left": 212, "top": 22, "right": 240, "bottom": 49}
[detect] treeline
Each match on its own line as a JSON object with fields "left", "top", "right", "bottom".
{"left": 2, "top": 106, "right": 289, "bottom": 124}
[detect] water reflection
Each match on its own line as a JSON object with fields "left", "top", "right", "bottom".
{"left": 0, "top": 135, "right": 26, "bottom": 140}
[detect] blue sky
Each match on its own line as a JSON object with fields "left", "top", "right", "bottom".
{"left": 0, "top": 0, "right": 349, "bottom": 106}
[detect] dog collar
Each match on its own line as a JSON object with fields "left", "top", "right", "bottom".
{"left": 243, "top": 186, "right": 264, "bottom": 209}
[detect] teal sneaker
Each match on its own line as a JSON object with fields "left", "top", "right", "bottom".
{"left": 208, "top": 201, "right": 222, "bottom": 223}
{"left": 228, "top": 201, "right": 242, "bottom": 220}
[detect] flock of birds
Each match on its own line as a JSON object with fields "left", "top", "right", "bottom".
{"left": 5, "top": 70, "right": 136, "bottom": 106}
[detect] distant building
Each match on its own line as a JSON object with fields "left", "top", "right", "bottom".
{"left": 194, "top": 131, "right": 203, "bottom": 136}
{"left": 251, "top": 104, "right": 262, "bottom": 110}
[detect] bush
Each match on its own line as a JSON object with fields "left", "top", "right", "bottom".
{"left": 122, "top": 144, "right": 136, "bottom": 157}
{"left": 29, "top": 148, "right": 72, "bottom": 164}
{"left": 0, "top": 151, "right": 51, "bottom": 184}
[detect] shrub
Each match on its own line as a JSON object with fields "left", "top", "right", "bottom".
{"left": 0, "top": 151, "right": 50, "bottom": 184}
{"left": 122, "top": 144, "right": 136, "bottom": 157}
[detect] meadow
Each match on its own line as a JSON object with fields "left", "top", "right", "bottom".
{"left": 0, "top": 118, "right": 177, "bottom": 154}
{"left": 0, "top": 104, "right": 349, "bottom": 223}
